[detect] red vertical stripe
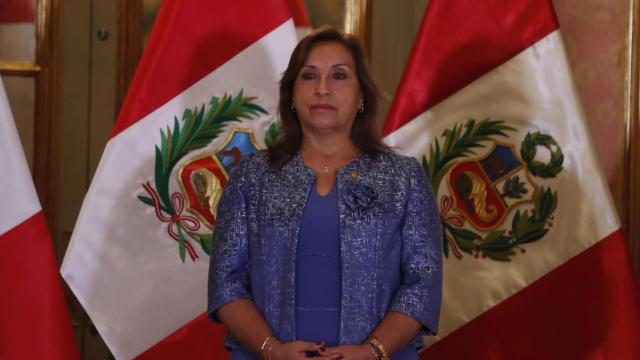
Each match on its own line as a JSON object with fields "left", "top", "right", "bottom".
{"left": 135, "top": 313, "right": 228, "bottom": 360}
{"left": 421, "top": 230, "right": 640, "bottom": 359}
{"left": 111, "top": 0, "right": 292, "bottom": 138}
{"left": 382, "top": 0, "right": 558, "bottom": 136}
{"left": 0, "top": 212, "right": 79, "bottom": 359}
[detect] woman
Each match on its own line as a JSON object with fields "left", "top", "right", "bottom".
{"left": 208, "top": 27, "right": 442, "bottom": 360}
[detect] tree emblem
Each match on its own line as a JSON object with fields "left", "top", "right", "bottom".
{"left": 423, "top": 119, "right": 564, "bottom": 261}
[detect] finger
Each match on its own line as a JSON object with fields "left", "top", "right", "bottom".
{"left": 318, "top": 345, "right": 340, "bottom": 354}
{"left": 317, "top": 347, "right": 342, "bottom": 357}
{"left": 314, "top": 353, "right": 341, "bottom": 359}
{"left": 318, "top": 353, "right": 343, "bottom": 360}
{"left": 295, "top": 340, "right": 325, "bottom": 352}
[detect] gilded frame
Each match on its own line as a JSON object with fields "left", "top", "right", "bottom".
{"left": 345, "top": 0, "right": 372, "bottom": 55}
{"left": 626, "top": 0, "right": 640, "bottom": 278}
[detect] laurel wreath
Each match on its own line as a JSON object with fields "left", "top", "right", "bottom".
{"left": 443, "top": 188, "right": 557, "bottom": 261}
{"left": 138, "top": 91, "right": 267, "bottom": 261}
{"left": 423, "top": 119, "right": 562, "bottom": 261}
{"left": 520, "top": 132, "right": 564, "bottom": 178}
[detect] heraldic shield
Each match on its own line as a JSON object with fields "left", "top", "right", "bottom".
{"left": 422, "top": 118, "right": 563, "bottom": 261}
{"left": 178, "top": 128, "right": 262, "bottom": 229}
{"left": 138, "top": 91, "right": 271, "bottom": 261}
{"left": 448, "top": 142, "right": 537, "bottom": 231}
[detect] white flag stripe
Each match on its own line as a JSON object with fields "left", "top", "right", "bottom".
{"left": 386, "top": 31, "right": 619, "bottom": 343}
{"left": 0, "top": 77, "right": 40, "bottom": 236}
{"left": 61, "top": 21, "right": 296, "bottom": 360}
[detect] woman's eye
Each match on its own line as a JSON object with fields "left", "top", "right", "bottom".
{"left": 301, "top": 73, "right": 315, "bottom": 80}
{"left": 333, "top": 72, "right": 347, "bottom": 80}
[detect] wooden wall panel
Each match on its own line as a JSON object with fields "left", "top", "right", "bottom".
{"left": 553, "top": 0, "right": 639, "bottom": 277}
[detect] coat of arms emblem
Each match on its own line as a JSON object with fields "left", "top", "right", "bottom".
{"left": 423, "top": 119, "right": 564, "bottom": 261}
{"left": 177, "top": 128, "right": 261, "bottom": 228}
{"left": 137, "top": 91, "right": 279, "bottom": 262}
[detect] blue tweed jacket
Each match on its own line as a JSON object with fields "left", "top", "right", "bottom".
{"left": 208, "top": 151, "right": 442, "bottom": 350}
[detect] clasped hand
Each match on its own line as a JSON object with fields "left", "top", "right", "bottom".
{"left": 267, "top": 341, "right": 374, "bottom": 360}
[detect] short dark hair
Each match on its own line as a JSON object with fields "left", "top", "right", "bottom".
{"left": 268, "top": 26, "right": 390, "bottom": 168}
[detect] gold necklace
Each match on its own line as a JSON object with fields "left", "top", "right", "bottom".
{"left": 300, "top": 153, "right": 331, "bottom": 173}
{"left": 301, "top": 149, "right": 356, "bottom": 174}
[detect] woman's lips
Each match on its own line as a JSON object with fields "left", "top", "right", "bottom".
{"left": 311, "top": 104, "right": 335, "bottom": 110}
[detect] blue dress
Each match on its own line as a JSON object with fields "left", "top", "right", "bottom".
{"left": 295, "top": 185, "right": 419, "bottom": 360}
{"left": 295, "top": 184, "right": 341, "bottom": 346}
{"left": 295, "top": 185, "right": 418, "bottom": 359}
{"left": 231, "top": 185, "right": 339, "bottom": 360}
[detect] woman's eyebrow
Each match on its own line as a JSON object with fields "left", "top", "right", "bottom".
{"left": 301, "top": 63, "right": 353, "bottom": 69}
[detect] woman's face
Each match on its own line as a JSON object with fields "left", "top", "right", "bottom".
{"left": 293, "top": 41, "right": 363, "bottom": 136}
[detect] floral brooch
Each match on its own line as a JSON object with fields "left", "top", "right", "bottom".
{"left": 342, "top": 181, "right": 376, "bottom": 215}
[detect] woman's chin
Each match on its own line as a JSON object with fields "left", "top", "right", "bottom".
{"left": 303, "top": 119, "right": 353, "bottom": 134}
{"left": 306, "top": 124, "right": 350, "bottom": 135}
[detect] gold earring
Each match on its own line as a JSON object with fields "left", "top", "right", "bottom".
{"left": 358, "top": 103, "right": 364, "bottom": 114}
{"left": 291, "top": 102, "right": 296, "bottom": 113}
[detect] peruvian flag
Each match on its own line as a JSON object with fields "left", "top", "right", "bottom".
{"left": 0, "top": 78, "right": 79, "bottom": 359}
{"left": 383, "top": 1, "right": 640, "bottom": 358}
{"left": 61, "top": 1, "right": 297, "bottom": 359}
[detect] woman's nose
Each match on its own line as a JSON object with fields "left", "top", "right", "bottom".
{"left": 314, "top": 76, "right": 331, "bottom": 96}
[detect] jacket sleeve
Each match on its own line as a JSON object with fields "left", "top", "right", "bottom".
{"left": 207, "top": 157, "right": 253, "bottom": 323}
{"left": 388, "top": 157, "right": 443, "bottom": 336}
